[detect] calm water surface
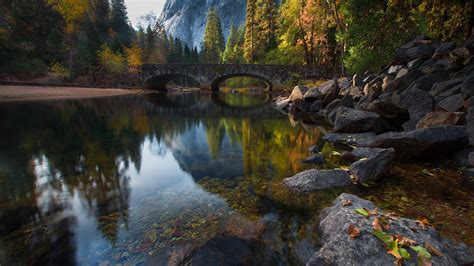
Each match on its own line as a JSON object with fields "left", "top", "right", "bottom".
{"left": 0, "top": 93, "right": 472, "bottom": 265}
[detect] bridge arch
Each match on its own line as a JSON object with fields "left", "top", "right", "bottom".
{"left": 210, "top": 73, "right": 273, "bottom": 92}
{"left": 144, "top": 74, "right": 200, "bottom": 91}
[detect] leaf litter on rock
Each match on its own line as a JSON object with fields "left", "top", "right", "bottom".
{"left": 347, "top": 224, "right": 360, "bottom": 239}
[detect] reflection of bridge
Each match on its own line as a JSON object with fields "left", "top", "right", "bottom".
{"left": 142, "top": 64, "right": 336, "bottom": 91}
{"left": 145, "top": 93, "right": 278, "bottom": 118}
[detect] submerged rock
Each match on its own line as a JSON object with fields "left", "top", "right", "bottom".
{"left": 364, "top": 125, "right": 469, "bottom": 160}
{"left": 284, "top": 169, "right": 352, "bottom": 192}
{"left": 301, "top": 154, "right": 326, "bottom": 165}
{"left": 334, "top": 107, "right": 388, "bottom": 134}
{"left": 350, "top": 148, "right": 395, "bottom": 184}
{"left": 323, "top": 132, "right": 376, "bottom": 147}
{"left": 307, "top": 193, "right": 474, "bottom": 266}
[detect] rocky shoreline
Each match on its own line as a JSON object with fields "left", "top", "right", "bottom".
{"left": 275, "top": 34, "right": 474, "bottom": 264}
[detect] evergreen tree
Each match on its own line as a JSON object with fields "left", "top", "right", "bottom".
{"left": 223, "top": 24, "right": 245, "bottom": 63}
{"left": 110, "top": 0, "right": 131, "bottom": 49}
{"left": 202, "top": 7, "right": 225, "bottom": 63}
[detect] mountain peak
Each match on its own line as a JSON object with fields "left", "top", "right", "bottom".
{"left": 160, "top": 0, "right": 247, "bottom": 49}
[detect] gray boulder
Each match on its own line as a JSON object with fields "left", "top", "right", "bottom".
{"left": 469, "top": 152, "right": 474, "bottom": 167}
{"left": 350, "top": 148, "right": 395, "bottom": 184}
{"left": 431, "top": 78, "right": 464, "bottom": 97}
{"left": 304, "top": 87, "right": 322, "bottom": 101}
{"left": 284, "top": 170, "right": 352, "bottom": 192}
{"left": 307, "top": 193, "right": 474, "bottom": 266}
{"left": 364, "top": 125, "right": 469, "bottom": 160}
{"left": 364, "top": 100, "right": 409, "bottom": 128}
{"left": 323, "top": 132, "right": 377, "bottom": 147}
{"left": 432, "top": 42, "right": 455, "bottom": 59}
{"left": 400, "top": 87, "right": 435, "bottom": 130}
{"left": 386, "top": 70, "right": 424, "bottom": 93}
{"left": 308, "top": 145, "right": 319, "bottom": 154}
{"left": 309, "top": 100, "right": 323, "bottom": 113}
{"left": 319, "top": 79, "right": 338, "bottom": 94}
{"left": 301, "top": 154, "right": 326, "bottom": 165}
{"left": 467, "top": 97, "right": 474, "bottom": 145}
{"left": 437, "top": 93, "right": 464, "bottom": 112}
{"left": 334, "top": 107, "right": 388, "bottom": 134}
{"left": 462, "top": 75, "right": 474, "bottom": 100}
{"left": 407, "top": 72, "right": 449, "bottom": 91}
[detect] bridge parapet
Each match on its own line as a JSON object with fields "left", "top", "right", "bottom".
{"left": 142, "top": 64, "right": 337, "bottom": 91}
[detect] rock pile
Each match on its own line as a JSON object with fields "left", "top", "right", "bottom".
{"left": 276, "top": 34, "right": 474, "bottom": 186}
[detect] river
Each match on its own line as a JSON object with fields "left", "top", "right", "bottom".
{"left": 0, "top": 92, "right": 472, "bottom": 265}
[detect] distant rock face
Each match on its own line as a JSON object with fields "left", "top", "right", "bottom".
{"left": 160, "top": 0, "right": 247, "bottom": 49}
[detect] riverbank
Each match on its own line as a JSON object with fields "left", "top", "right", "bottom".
{"left": 0, "top": 85, "right": 144, "bottom": 102}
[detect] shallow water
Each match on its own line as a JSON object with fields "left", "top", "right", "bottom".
{"left": 0, "top": 92, "right": 472, "bottom": 265}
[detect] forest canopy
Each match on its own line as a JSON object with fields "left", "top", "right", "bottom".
{"left": 0, "top": 0, "right": 472, "bottom": 82}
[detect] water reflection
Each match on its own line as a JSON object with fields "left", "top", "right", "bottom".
{"left": 0, "top": 93, "right": 327, "bottom": 265}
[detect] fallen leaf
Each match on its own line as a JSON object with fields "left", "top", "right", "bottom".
{"left": 396, "top": 235, "right": 417, "bottom": 246}
{"left": 373, "top": 230, "right": 394, "bottom": 247}
{"left": 379, "top": 216, "right": 391, "bottom": 230}
{"left": 342, "top": 200, "right": 352, "bottom": 207}
{"left": 373, "top": 217, "right": 383, "bottom": 231}
{"left": 421, "top": 169, "right": 435, "bottom": 176}
{"left": 355, "top": 208, "right": 369, "bottom": 217}
{"left": 368, "top": 208, "right": 379, "bottom": 216}
{"left": 424, "top": 242, "right": 444, "bottom": 257}
{"left": 399, "top": 247, "right": 411, "bottom": 260}
{"left": 416, "top": 217, "right": 432, "bottom": 230}
{"left": 411, "top": 245, "right": 432, "bottom": 259}
{"left": 387, "top": 239, "right": 402, "bottom": 259}
{"left": 347, "top": 224, "right": 360, "bottom": 239}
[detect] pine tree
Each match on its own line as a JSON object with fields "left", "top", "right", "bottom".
{"left": 223, "top": 24, "right": 244, "bottom": 63}
{"left": 244, "top": 0, "right": 257, "bottom": 62}
{"left": 110, "top": 0, "right": 131, "bottom": 49}
{"left": 202, "top": 7, "right": 225, "bottom": 63}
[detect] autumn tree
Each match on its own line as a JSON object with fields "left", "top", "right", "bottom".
{"left": 202, "top": 7, "right": 225, "bottom": 63}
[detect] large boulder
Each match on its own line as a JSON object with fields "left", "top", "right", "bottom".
{"left": 437, "top": 93, "right": 464, "bottom": 112}
{"left": 301, "top": 154, "right": 326, "bottom": 165}
{"left": 303, "top": 87, "right": 321, "bottom": 101}
{"left": 431, "top": 78, "right": 464, "bottom": 97}
{"left": 323, "top": 132, "right": 376, "bottom": 147}
{"left": 284, "top": 169, "right": 352, "bottom": 192}
{"left": 407, "top": 72, "right": 449, "bottom": 91}
{"left": 364, "top": 100, "right": 409, "bottom": 129}
{"left": 350, "top": 148, "right": 395, "bottom": 184}
{"left": 400, "top": 87, "right": 435, "bottom": 130}
{"left": 289, "top": 85, "right": 309, "bottom": 102}
{"left": 462, "top": 75, "right": 474, "bottom": 100}
{"left": 385, "top": 69, "right": 424, "bottom": 93}
{"left": 416, "top": 111, "right": 464, "bottom": 129}
{"left": 467, "top": 97, "right": 474, "bottom": 145}
{"left": 319, "top": 79, "right": 339, "bottom": 94}
{"left": 364, "top": 125, "right": 469, "bottom": 160}
{"left": 307, "top": 194, "right": 474, "bottom": 266}
{"left": 334, "top": 107, "right": 388, "bottom": 134}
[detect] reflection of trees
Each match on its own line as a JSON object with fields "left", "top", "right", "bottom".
{"left": 0, "top": 92, "right": 325, "bottom": 264}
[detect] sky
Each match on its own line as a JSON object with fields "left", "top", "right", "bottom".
{"left": 124, "top": 0, "right": 167, "bottom": 27}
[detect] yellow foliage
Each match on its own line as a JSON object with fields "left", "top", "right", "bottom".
{"left": 46, "top": 0, "right": 88, "bottom": 33}
{"left": 125, "top": 44, "right": 143, "bottom": 72}
{"left": 97, "top": 45, "right": 126, "bottom": 75}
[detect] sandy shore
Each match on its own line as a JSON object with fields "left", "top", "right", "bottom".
{"left": 0, "top": 85, "right": 142, "bottom": 102}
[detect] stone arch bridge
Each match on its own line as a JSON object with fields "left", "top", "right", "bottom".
{"left": 142, "top": 64, "right": 336, "bottom": 91}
